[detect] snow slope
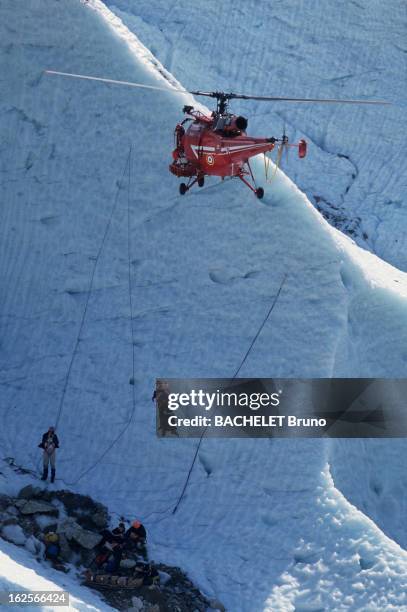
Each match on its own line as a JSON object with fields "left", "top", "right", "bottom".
{"left": 0, "top": 1, "right": 406, "bottom": 610}
{"left": 106, "top": 0, "right": 407, "bottom": 271}
{"left": 0, "top": 537, "right": 113, "bottom": 612}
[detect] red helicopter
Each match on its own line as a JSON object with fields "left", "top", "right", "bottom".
{"left": 169, "top": 91, "right": 306, "bottom": 199}
{"left": 168, "top": 89, "right": 389, "bottom": 198}
{"left": 45, "top": 71, "right": 389, "bottom": 199}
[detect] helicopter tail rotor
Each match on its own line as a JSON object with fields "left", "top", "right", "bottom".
{"left": 275, "top": 129, "right": 307, "bottom": 160}
{"left": 264, "top": 127, "right": 307, "bottom": 184}
{"left": 280, "top": 123, "right": 290, "bottom": 162}
{"left": 298, "top": 139, "right": 307, "bottom": 158}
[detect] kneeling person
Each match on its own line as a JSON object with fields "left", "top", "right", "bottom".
{"left": 125, "top": 520, "right": 147, "bottom": 559}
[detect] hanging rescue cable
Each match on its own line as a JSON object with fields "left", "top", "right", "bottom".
{"left": 54, "top": 148, "right": 133, "bottom": 432}
{"left": 264, "top": 145, "right": 284, "bottom": 183}
{"left": 172, "top": 273, "right": 287, "bottom": 515}
{"left": 61, "top": 146, "right": 138, "bottom": 487}
{"left": 264, "top": 128, "right": 289, "bottom": 183}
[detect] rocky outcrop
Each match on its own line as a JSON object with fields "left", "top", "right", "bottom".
{"left": 57, "top": 532, "right": 73, "bottom": 563}
{"left": 208, "top": 599, "right": 226, "bottom": 611}
{"left": 1, "top": 523, "right": 26, "bottom": 546}
{"left": 18, "top": 485, "right": 43, "bottom": 500}
{"left": 19, "top": 500, "right": 59, "bottom": 516}
{"left": 58, "top": 517, "right": 102, "bottom": 550}
{"left": 0, "top": 485, "right": 215, "bottom": 612}
{"left": 52, "top": 490, "right": 109, "bottom": 531}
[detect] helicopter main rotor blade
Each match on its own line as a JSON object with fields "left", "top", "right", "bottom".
{"left": 44, "top": 72, "right": 390, "bottom": 105}
{"left": 228, "top": 93, "right": 391, "bottom": 105}
{"left": 45, "top": 72, "right": 219, "bottom": 99}
{"left": 188, "top": 90, "right": 222, "bottom": 97}
{"left": 44, "top": 70, "right": 189, "bottom": 94}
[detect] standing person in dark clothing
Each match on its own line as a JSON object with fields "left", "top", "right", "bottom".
{"left": 152, "top": 381, "right": 179, "bottom": 437}
{"left": 38, "top": 426, "right": 59, "bottom": 482}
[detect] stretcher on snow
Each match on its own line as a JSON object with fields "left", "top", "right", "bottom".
{"left": 83, "top": 568, "right": 159, "bottom": 591}
{"left": 83, "top": 572, "right": 144, "bottom": 590}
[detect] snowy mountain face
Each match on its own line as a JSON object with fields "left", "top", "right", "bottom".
{"left": 0, "top": 1, "right": 406, "bottom": 611}
{"left": 106, "top": 0, "right": 407, "bottom": 271}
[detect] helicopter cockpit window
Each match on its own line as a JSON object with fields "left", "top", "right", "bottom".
{"left": 215, "top": 117, "right": 236, "bottom": 131}
{"left": 214, "top": 116, "right": 227, "bottom": 132}
{"left": 214, "top": 115, "right": 243, "bottom": 136}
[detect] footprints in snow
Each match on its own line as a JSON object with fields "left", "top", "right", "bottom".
{"left": 209, "top": 268, "right": 260, "bottom": 285}
{"left": 359, "top": 556, "right": 376, "bottom": 570}
{"left": 339, "top": 264, "right": 353, "bottom": 291}
{"left": 198, "top": 453, "right": 213, "bottom": 477}
{"left": 39, "top": 215, "right": 60, "bottom": 226}
{"left": 370, "top": 478, "right": 383, "bottom": 497}
{"left": 294, "top": 551, "right": 321, "bottom": 565}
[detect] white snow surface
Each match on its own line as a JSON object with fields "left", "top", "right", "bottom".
{"left": 0, "top": 1, "right": 406, "bottom": 611}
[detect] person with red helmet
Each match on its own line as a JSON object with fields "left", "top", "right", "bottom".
{"left": 125, "top": 520, "right": 147, "bottom": 560}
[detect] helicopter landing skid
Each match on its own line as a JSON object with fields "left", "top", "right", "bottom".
{"left": 237, "top": 160, "right": 264, "bottom": 199}
{"left": 179, "top": 173, "right": 205, "bottom": 195}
